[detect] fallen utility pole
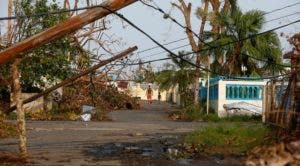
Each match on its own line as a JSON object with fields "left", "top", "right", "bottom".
{"left": 0, "top": 0, "right": 137, "bottom": 65}
{"left": 8, "top": 46, "right": 137, "bottom": 112}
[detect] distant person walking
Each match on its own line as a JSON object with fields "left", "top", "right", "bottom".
{"left": 146, "top": 85, "right": 153, "bottom": 104}
{"left": 158, "top": 92, "right": 161, "bottom": 103}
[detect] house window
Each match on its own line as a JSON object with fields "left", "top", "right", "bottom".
{"left": 226, "top": 84, "right": 263, "bottom": 100}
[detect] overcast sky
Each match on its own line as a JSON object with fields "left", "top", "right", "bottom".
{"left": 0, "top": 0, "right": 299, "bottom": 71}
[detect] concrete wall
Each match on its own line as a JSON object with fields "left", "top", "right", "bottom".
{"left": 11, "top": 93, "right": 49, "bottom": 112}
{"left": 10, "top": 88, "right": 63, "bottom": 112}
{"left": 217, "top": 80, "right": 267, "bottom": 117}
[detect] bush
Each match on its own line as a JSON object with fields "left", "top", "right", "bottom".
{"left": 184, "top": 123, "right": 273, "bottom": 155}
{"left": 178, "top": 105, "right": 219, "bottom": 121}
{"left": 183, "top": 105, "right": 203, "bottom": 120}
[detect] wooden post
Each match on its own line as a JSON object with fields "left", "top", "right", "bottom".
{"left": 262, "top": 84, "right": 267, "bottom": 123}
{"left": 270, "top": 81, "right": 275, "bottom": 123}
{"left": 0, "top": 0, "right": 137, "bottom": 64}
{"left": 8, "top": 46, "right": 137, "bottom": 112}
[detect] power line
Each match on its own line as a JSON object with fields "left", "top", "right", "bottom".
{"left": 264, "top": 1, "right": 300, "bottom": 15}
{"left": 133, "top": 9, "right": 300, "bottom": 57}
{"left": 100, "top": 5, "right": 290, "bottom": 80}
{"left": 116, "top": 57, "right": 171, "bottom": 66}
{"left": 0, "top": 1, "right": 297, "bottom": 60}
{"left": 264, "top": 12, "right": 300, "bottom": 23}
{"left": 138, "top": 0, "right": 298, "bottom": 68}
{"left": 0, "top": 2, "right": 292, "bottom": 79}
{"left": 142, "top": 43, "right": 190, "bottom": 59}
{"left": 136, "top": 37, "right": 187, "bottom": 54}
{"left": 0, "top": 1, "right": 297, "bottom": 22}
{"left": 136, "top": 13, "right": 300, "bottom": 59}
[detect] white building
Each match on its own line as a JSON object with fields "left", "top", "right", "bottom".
{"left": 200, "top": 77, "right": 268, "bottom": 117}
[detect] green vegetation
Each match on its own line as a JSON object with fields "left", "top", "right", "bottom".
{"left": 204, "top": 4, "right": 283, "bottom": 76}
{"left": 174, "top": 104, "right": 262, "bottom": 122}
{"left": 156, "top": 51, "right": 197, "bottom": 107}
{"left": 10, "top": 0, "right": 80, "bottom": 91}
{"left": 184, "top": 123, "right": 273, "bottom": 155}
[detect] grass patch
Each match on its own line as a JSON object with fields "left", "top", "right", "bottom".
{"left": 184, "top": 123, "right": 273, "bottom": 156}
{"left": 173, "top": 105, "right": 262, "bottom": 122}
{"left": 177, "top": 105, "right": 219, "bottom": 121}
{"left": 222, "top": 115, "right": 262, "bottom": 122}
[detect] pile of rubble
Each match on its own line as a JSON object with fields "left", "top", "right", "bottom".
{"left": 57, "top": 77, "right": 141, "bottom": 113}
{"left": 246, "top": 139, "right": 300, "bottom": 166}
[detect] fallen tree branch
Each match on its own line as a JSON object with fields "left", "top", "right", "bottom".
{"left": 7, "top": 46, "right": 137, "bottom": 112}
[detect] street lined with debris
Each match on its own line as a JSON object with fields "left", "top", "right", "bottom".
{"left": 0, "top": 101, "right": 227, "bottom": 165}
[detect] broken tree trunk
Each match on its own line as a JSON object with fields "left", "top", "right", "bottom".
{"left": 8, "top": 46, "right": 137, "bottom": 112}
{"left": 0, "top": 0, "right": 137, "bottom": 65}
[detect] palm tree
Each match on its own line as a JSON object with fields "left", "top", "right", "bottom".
{"left": 204, "top": 6, "right": 283, "bottom": 76}
{"left": 156, "top": 51, "right": 196, "bottom": 107}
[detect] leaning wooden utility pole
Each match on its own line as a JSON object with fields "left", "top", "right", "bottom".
{"left": 0, "top": 0, "right": 137, "bottom": 64}
{"left": 7, "top": 0, "right": 29, "bottom": 160}
{"left": 8, "top": 46, "right": 137, "bottom": 112}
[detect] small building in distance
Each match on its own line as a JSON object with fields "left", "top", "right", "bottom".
{"left": 128, "top": 82, "right": 167, "bottom": 101}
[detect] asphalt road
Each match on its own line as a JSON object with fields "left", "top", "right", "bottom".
{"left": 0, "top": 101, "right": 218, "bottom": 166}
